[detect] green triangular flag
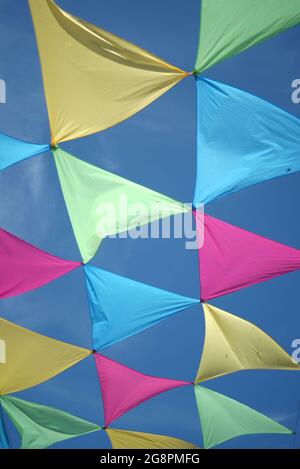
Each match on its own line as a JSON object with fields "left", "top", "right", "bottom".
{"left": 0, "top": 396, "right": 101, "bottom": 449}
{"left": 195, "top": 0, "right": 300, "bottom": 73}
{"left": 194, "top": 386, "right": 292, "bottom": 448}
{"left": 54, "top": 147, "right": 188, "bottom": 263}
{"left": 0, "top": 401, "right": 9, "bottom": 449}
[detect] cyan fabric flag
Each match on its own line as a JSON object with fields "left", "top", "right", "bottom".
{"left": 0, "top": 131, "right": 49, "bottom": 171}
{"left": 84, "top": 264, "right": 199, "bottom": 350}
{"left": 0, "top": 404, "right": 9, "bottom": 449}
{"left": 194, "top": 77, "right": 300, "bottom": 206}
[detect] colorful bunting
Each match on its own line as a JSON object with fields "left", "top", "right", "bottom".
{"left": 0, "top": 403, "right": 9, "bottom": 449}
{"left": 0, "top": 318, "right": 91, "bottom": 395}
{"left": 195, "top": 0, "right": 300, "bottom": 73}
{"left": 194, "top": 385, "right": 292, "bottom": 449}
{"left": 84, "top": 264, "right": 199, "bottom": 350}
{"left": 94, "top": 353, "right": 189, "bottom": 426}
{"left": 1, "top": 0, "right": 299, "bottom": 451}
{"left": 195, "top": 212, "right": 300, "bottom": 301}
{"left": 0, "top": 396, "right": 100, "bottom": 449}
{"left": 29, "top": 0, "right": 188, "bottom": 144}
{"left": 106, "top": 428, "right": 199, "bottom": 449}
{"left": 0, "top": 132, "right": 49, "bottom": 172}
{"left": 0, "top": 227, "right": 81, "bottom": 299}
{"left": 195, "top": 304, "right": 299, "bottom": 383}
{"left": 193, "top": 78, "right": 300, "bottom": 206}
{"left": 54, "top": 147, "right": 188, "bottom": 263}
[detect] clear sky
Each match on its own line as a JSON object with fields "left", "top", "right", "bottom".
{"left": 0, "top": 0, "right": 300, "bottom": 449}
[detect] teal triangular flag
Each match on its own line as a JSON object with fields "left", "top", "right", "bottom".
{"left": 0, "top": 396, "right": 100, "bottom": 449}
{"left": 194, "top": 78, "right": 300, "bottom": 205}
{"left": 0, "top": 402, "right": 9, "bottom": 449}
{"left": 84, "top": 264, "right": 199, "bottom": 350}
{"left": 194, "top": 386, "right": 292, "bottom": 448}
{"left": 0, "top": 132, "right": 49, "bottom": 171}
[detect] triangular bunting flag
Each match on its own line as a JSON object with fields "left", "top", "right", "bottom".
{"left": 0, "top": 131, "right": 49, "bottom": 172}
{"left": 106, "top": 428, "right": 199, "bottom": 449}
{"left": 29, "top": 0, "right": 188, "bottom": 144}
{"left": 194, "top": 385, "right": 292, "bottom": 449}
{"left": 0, "top": 396, "right": 100, "bottom": 449}
{"left": 195, "top": 0, "right": 300, "bottom": 73}
{"left": 54, "top": 147, "right": 188, "bottom": 263}
{"left": 84, "top": 264, "right": 199, "bottom": 350}
{"left": 195, "top": 304, "right": 299, "bottom": 383}
{"left": 0, "top": 227, "right": 81, "bottom": 299}
{"left": 194, "top": 78, "right": 300, "bottom": 206}
{"left": 195, "top": 212, "right": 300, "bottom": 301}
{"left": 0, "top": 318, "right": 91, "bottom": 395}
{"left": 0, "top": 403, "right": 9, "bottom": 449}
{"left": 94, "top": 354, "right": 189, "bottom": 426}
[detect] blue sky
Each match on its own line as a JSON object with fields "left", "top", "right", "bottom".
{"left": 0, "top": 0, "right": 300, "bottom": 449}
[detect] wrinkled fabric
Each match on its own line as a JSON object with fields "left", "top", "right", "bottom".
{"left": 84, "top": 264, "right": 199, "bottom": 350}
{"left": 29, "top": 0, "right": 187, "bottom": 143}
{"left": 0, "top": 403, "right": 9, "bottom": 449}
{"left": 106, "top": 428, "right": 199, "bottom": 449}
{"left": 54, "top": 147, "right": 188, "bottom": 263}
{"left": 195, "top": 0, "right": 300, "bottom": 73}
{"left": 194, "top": 385, "right": 291, "bottom": 449}
{"left": 195, "top": 212, "right": 300, "bottom": 301}
{"left": 194, "top": 78, "right": 300, "bottom": 206}
{"left": 0, "top": 318, "right": 91, "bottom": 395}
{"left": 0, "top": 396, "right": 100, "bottom": 449}
{"left": 94, "top": 353, "right": 189, "bottom": 426}
{"left": 195, "top": 304, "right": 299, "bottom": 383}
{"left": 0, "top": 132, "right": 49, "bottom": 171}
{"left": 0, "top": 227, "right": 81, "bottom": 299}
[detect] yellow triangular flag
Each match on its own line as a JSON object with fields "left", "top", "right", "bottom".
{"left": 0, "top": 318, "right": 91, "bottom": 394}
{"left": 106, "top": 429, "right": 199, "bottom": 449}
{"left": 195, "top": 304, "right": 299, "bottom": 383}
{"left": 29, "top": 0, "right": 188, "bottom": 143}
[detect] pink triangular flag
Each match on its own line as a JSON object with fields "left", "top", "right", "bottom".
{"left": 195, "top": 211, "right": 300, "bottom": 301}
{"left": 94, "top": 354, "right": 189, "bottom": 426}
{"left": 0, "top": 228, "right": 81, "bottom": 298}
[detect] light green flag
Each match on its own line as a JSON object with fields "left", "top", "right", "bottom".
{"left": 0, "top": 396, "right": 101, "bottom": 449}
{"left": 54, "top": 147, "right": 188, "bottom": 263}
{"left": 194, "top": 386, "right": 292, "bottom": 448}
{"left": 195, "top": 0, "right": 300, "bottom": 73}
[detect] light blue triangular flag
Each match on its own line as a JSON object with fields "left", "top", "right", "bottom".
{"left": 84, "top": 264, "right": 199, "bottom": 350}
{"left": 0, "top": 132, "right": 49, "bottom": 171}
{"left": 194, "top": 77, "right": 300, "bottom": 205}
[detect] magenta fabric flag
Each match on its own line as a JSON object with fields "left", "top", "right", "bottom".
{"left": 195, "top": 211, "right": 300, "bottom": 301}
{"left": 94, "top": 354, "right": 189, "bottom": 426}
{"left": 0, "top": 228, "right": 81, "bottom": 298}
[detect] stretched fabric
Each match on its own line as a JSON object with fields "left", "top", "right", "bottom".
{"left": 195, "top": 0, "right": 300, "bottom": 73}
{"left": 0, "top": 227, "right": 81, "bottom": 299}
{"left": 0, "top": 404, "right": 9, "bottom": 449}
{"left": 29, "top": 0, "right": 188, "bottom": 144}
{"left": 0, "top": 318, "right": 91, "bottom": 395}
{"left": 195, "top": 212, "right": 300, "bottom": 301}
{"left": 54, "top": 148, "right": 188, "bottom": 263}
{"left": 94, "top": 354, "right": 189, "bottom": 426}
{"left": 0, "top": 132, "right": 49, "bottom": 172}
{"left": 195, "top": 304, "right": 299, "bottom": 383}
{"left": 106, "top": 428, "right": 199, "bottom": 449}
{"left": 194, "top": 386, "right": 291, "bottom": 449}
{"left": 193, "top": 78, "right": 300, "bottom": 205}
{"left": 84, "top": 264, "right": 199, "bottom": 350}
{"left": 0, "top": 396, "right": 100, "bottom": 449}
